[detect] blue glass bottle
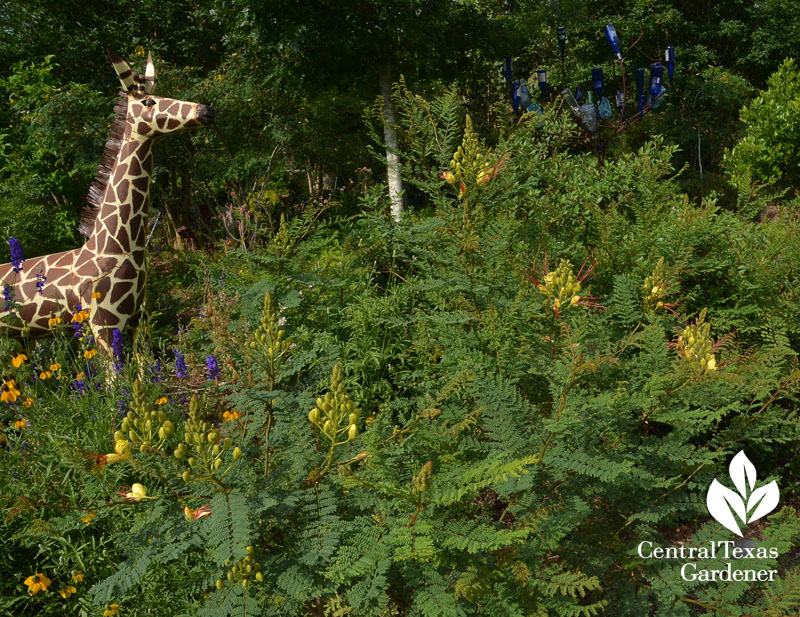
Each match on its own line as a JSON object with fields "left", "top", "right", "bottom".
{"left": 537, "top": 69, "right": 547, "bottom": 97}
{"left": 604, "top": 24, "right": 623, "bottom": 60}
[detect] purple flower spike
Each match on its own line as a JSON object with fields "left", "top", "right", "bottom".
{"left": 9, "top": 238, "right": 24, "bottom": 274}
{"left": 174, "top": 349, "right": 188, "bottom": 379}
{"left": 205, "top": 354, "right": 220, "bottom": 380}
{"left": 35, "top": 271, "right": 46, "bottom": 294}
{"left": 111, "top": 328, "right": 124, "bottom": 374}
{"left": 3, "top": 283, "right": 13, "bottom": 311}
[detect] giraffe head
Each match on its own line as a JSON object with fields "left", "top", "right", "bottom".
{"left": 107, "top": 50, "right": 214, "bottom": 139}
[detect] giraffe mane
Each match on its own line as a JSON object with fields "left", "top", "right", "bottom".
{"left": 79, "top": 93, "right": 129, "bottom": 238}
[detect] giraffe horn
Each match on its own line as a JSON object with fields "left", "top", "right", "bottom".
{"left": 107, "top": 50, "right": 135, "bottom": 93}
{"left": 144, "top": 52, "right": 157, "bottom": 94}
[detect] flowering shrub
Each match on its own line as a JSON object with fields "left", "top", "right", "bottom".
{"left": 1, "top": 108, "right": 800, "bottom": 617}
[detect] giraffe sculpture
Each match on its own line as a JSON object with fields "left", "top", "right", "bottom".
{"left": 0, "top": 51, "right": 213, "bottom": 351}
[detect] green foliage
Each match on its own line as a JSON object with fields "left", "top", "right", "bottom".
{"left": 725, "top": 59, "right": 800, "bottom": 191}
{"left": 2, "top": 9, "right": 800, "bottom": 617}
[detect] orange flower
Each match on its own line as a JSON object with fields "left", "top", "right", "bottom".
{"left": 1, "top": 379, "right": 20, "bottom": 403}
{"left": 24, "top": 573, "right": 52, "bottom": 595}
{"left": 222, "top": 410, "right": 242, "bottom": 422}
{"left": 71, "top": 309, "right": 89, "bottom": 323}
{"left": 155, "top": 397, "right": 168, "bottom": 405}
{"left": 50, "top": 363, "right": 61, "bottom": 371}
{"left": 84, "top": 349, "right": 97, "bottom": 359}
{"left": 39, "top": 371, "right": 52, "bottom": 380}
{"left": 48, "top": 316, "right": 62, "bottom": 326}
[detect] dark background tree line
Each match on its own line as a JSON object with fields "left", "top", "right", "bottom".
{"left": 0, "top": 0, "right": 798, "bottom": 256}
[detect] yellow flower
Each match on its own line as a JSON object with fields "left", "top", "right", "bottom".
{"left": 184, "top": 504, "right": 211, "bottom": 520}
{"left": 84, "top": 349, "right": 97, "bottom": 359}
{"left": 101, "top": 439, "right": 131, "bottom": 466}
{"left": 71, "top": 309, "right": 89, "bottom": 323}
{"left": 14, "top": 418, "right": 28, "bottom": 429}
{"left": 39, "top": 370, "right": 52, "bottom": 380}
{"left": 124, "top": 483, "right": 148, "bottom": 501}
{"left": 222, "top": 409, "right": 242, "bottom": 422}
{"left": 92, "top": 291, "right": 102, "bottom": 299}
{"left": 11, "top": 353, "right": 27, "bottom": 368}
{"left": 75, "top": 372, "right": 85, "bottom": 381}
{"left": 81, "top": 512, "right": 96, "bottom": 526}
{"left": 155, "top": 396, "right": 167, "bottom": 405}
{"left": 59, "top": 584, "right": 77, "bottom": 598}
{"left": 1, "top": 379, "right": 20, "bottom": 403}
{"left": 72, "top": 571, "right": 84, "bottom": 583}
{"left": 23, "top": 397, "right": 33, "bottom": 408}
{"left": 48, "top": 316, "right": 62, "bottom": 326}
{"left": 24, "top": 573, "right": 52, "bottom": 595}
{"left": 103, "top": 604, "right": 120, "bottom": 616}
{"left": 50, "top": 363, "right": 61, "bottom": 371}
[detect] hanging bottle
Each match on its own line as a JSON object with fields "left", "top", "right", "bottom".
{"left": 665, "top": 46, "right": 675, "bottom": 86}
{"left": 557, "top": 26, "right": 566, "bottom": 62}
{"left": 562, "top": 88, "right": 581, "bottom": 117}
{"left": 615, "top": 90, "right": 625, "bottom": 117}
{"left": 648, "top": 63, "right": 664, "bottom": 98}
{"left": 604, "top": 24, "right": 623, "bottom": 61}
{"left": 537, "top": 69, "right": 547, "bottom": 97}
{"left": 592, "top": 67, "right": 604, "bottom": 99}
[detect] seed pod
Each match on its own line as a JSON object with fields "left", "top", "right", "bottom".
{"left": 233, "top": 447, "right": 243, "bottom": 460}
{"left": 255, "top": 572, "right": 264, "bottom": 582}
{"left": 348, "top": 424, "right": 357, "bottom": 440}
{"left": 216, "top": 579, "right": 225, "bottom": 590}
{"left": 249, "top": 341, "right": 257, "bottom": 349}
{"left": 158, "top": 411, "right": 166, "bottom": 423}
{"left": 182, "top": 470, "right": 191, "bottom": 482}
{"left": 188, "top": 457, "right": 197, "bottom": 466}
{"left": 214, "top": 458, "right": 223, "bottom": 470}
{"left": 212, "top": 444, "right": 221, "bottom": 456}
{"left": 242, "top": 579, "right": 249, "bottom": 589}
{"left": 174, "top": 448, "right": 184, "bottom": 459}
{"left": 309, "top": 408, "right": 320, "bottom": 423}
{"left": 223, "top": 438, "right": 232, "bottom": 449}
{"left": 247, "top": 546, "right": 255, "bottom": 554}
{"left": 158, "top": 427, "right": 166, "bottom": 441}
{"left": 348, "top": 412, "right": 358, "bottom": 425}
{"left": 322, "top": 420, "right": 331, "bottom": 435}
{"left": 227, "top": 571, "right": 235, "bottom": 582}
{"left": 163, "top": 421, "right": 174, "bottom": 436}
{"left": 114, "top": 430, "right": 125, "bottom": 442}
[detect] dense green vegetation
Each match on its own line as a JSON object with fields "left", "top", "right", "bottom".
{"left": 1, "top": 2, "right": 799, "bottom": 616}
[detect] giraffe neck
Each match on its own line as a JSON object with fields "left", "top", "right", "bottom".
{"left": 87, "top": 135, "right": 154, "bottom": 258}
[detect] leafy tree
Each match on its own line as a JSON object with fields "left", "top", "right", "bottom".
{"left": 725, "top": 59, "right": 800, "bottom": 193}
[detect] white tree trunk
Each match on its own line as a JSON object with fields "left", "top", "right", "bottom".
{"left": 379, "top": 66, "right": 404, "bottom": 221}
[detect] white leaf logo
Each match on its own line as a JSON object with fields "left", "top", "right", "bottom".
{"left": 706, "top": 451, "right": 779, "bottom": 536}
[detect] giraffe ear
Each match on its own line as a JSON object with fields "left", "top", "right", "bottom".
{"left": 144, "top": 52, "right": 157, "bottom": 94}
{"left": 107, "top": 50, "right": 135, "bottom": 92}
